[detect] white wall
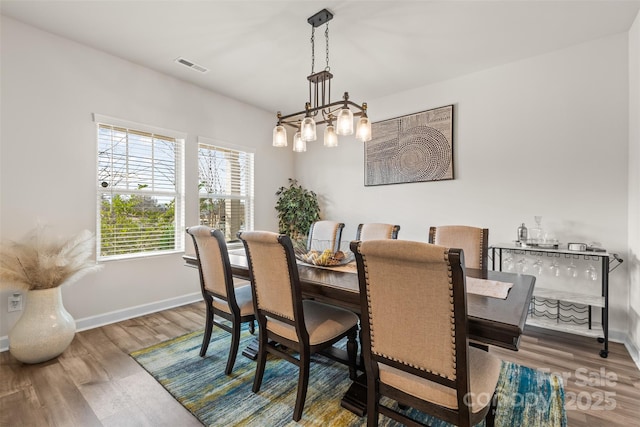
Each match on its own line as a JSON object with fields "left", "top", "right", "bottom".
{"left": 0, "top": 16, "right": 293, "bottom": 341}
{"left": 295, "top": 34, "right": 631, "bottom": 336}
{"left": 628, "top": 10, "right": 640, "bottom": 364}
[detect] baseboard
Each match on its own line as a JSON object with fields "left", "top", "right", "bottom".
{"left": 0, "top": 292, "right": 201, "bottom": 353}
{"left": 577, "top": 329, "right": 639, "bottom": 371}
{"left": 623, "top": 335, "right": 640, "bottom": 371}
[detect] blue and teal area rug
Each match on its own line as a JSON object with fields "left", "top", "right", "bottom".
{"left": 131, "top": 327, "right": 566, "bottom": 426}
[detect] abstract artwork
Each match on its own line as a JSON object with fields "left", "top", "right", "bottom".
{"left": 364, "top": 105, "right": 454, "bottom": 186}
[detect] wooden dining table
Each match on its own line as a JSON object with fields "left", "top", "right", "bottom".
{"left": 184, "top": 251, "right": 535, "bottom": 351}
{"left": 183, "top": 250, "right": 536, "bottom": 415}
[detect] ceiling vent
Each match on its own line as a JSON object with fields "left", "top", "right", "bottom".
{"left": 174, "top": 57, "right": 209, "bottom": 73}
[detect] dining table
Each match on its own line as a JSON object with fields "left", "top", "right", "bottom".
{"left": 183, "top": 249, "right": 536, "bottom": 416}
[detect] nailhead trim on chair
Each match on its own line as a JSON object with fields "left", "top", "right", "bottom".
{"left": 363, "top": 247, "right": 458, "bottom": 381}
{"left": 246, "top": 240, "right": 295, "bottom": 321}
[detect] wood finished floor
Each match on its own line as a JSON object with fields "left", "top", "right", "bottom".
{"left": 1, "top": 301, "right": 639, "bottom": 427}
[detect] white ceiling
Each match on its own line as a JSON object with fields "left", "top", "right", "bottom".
{"left": 2, "top": 1, "right": 639, "bottom": 116}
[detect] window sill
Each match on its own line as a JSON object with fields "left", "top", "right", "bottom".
{"left": 98, "top": 249, "right": 184, "bottom": 263}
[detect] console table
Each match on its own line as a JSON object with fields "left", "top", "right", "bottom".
{"left": 491, "top": 243, "right": 622, "bottom": 358}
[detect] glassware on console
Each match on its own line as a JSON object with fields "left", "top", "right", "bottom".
{"left": 532, "top": 258, "right": 544, "bottom": 275}
{"left": 566, "top": 259, "right": 578, "bottom": 278}
{"left": 529, "top": 216, "right": 544, "bottom": 243}
{"left": 549, "top": 259, "right": 560, "bottom": 277}
{"left": 503, "top": 253, "right": 514, "bottom": 272}
{"left": 585, "top": 264, "right": 598, "bottom": 281}
{"left": 516, "top": 257, "right": 528, "bottom": 274}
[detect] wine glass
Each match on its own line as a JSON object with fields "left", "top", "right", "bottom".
{"left": 532, "top": 258, "right": 544, "bottom": 275}
{"left": 503, "top": 253, "right": 514, "bottom": 272}
{"left": 567, "top": 259, "right": 578, "bottom": 278}
{"left": 548, "top": 259, "right": 560, "bottom": 277}
{"left": 516, "top": 257, "right": 528, "bottom": 274}
{"left": 585, "top": 264, "right": 598, "bottom": 281}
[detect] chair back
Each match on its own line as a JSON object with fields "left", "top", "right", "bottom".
{"left": 429, "top": 225, "right": 488, "bottom": 270}
{"left": 239, "top": 231, "right": 303, "bottom": 334}
{"left": 187, "top": 226, "right": 235, "bottom": 305}
{"left": 356, "top": 223, "right": 400, "bottom": 240}
{"left": 307, "top": 220, "right": 345, "bottom": 252}
{"left": 352, "top": 239, "right": 468, "bottom": 385}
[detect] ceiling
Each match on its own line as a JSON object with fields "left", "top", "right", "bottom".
{"left": 2, "top": 1, "right": 639, "bottom": 117}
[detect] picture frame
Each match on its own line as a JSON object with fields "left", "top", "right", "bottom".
{"left": 364, "top": 104, "right": 454, "bottom": 186}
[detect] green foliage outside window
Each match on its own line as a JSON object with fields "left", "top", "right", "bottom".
{"left": 100, "top": 194, "right": 175, "bottom": 256}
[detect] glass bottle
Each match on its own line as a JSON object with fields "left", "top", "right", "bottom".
{"left": 517, "top": 223, "right": 528, "bottom": 242}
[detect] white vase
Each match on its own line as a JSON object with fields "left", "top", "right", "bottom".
{"left": 9, "top": 287, "right": 76, "bottom": 364}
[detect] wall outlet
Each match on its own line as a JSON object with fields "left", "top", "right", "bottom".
{"left": 8, "top": 293, "right": 22, "bottom": 312}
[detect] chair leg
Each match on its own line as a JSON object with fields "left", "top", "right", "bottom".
{"left": 486, "top": 392, "right": 497, "bottom": 427}
{"left": 252, "top": 329, "right": 267, "bottom": 393}
{"left": 347, "top": 329, "right": 358, "bottom": 381}
{"left": 249, "top": 319, "right": 255, "bottom": 335}
{"left": 200, "top": 303, "right": 214, "bottom": 357}
{"left": 367, "top": 377, "right": 379, "bottom": 427}
{"left": 293, "top": 352, "right": 310, "bottom": 421}
{"left": 225, "top": 320, "right": 241, "bottom": 375}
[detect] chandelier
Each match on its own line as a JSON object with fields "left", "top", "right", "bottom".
{"left": 272, "top": 8, "right": 372, "bottom": 152}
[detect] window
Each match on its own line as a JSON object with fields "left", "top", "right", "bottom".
{"left": 94, "top": 114, "right": 185, "bottom": 260}
{"left": 198, "top": 137, "right": 254, "bottom": 244}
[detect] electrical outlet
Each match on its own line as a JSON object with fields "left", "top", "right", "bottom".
{"left": 8, "top": 293, "right": 22, "bottom": 312}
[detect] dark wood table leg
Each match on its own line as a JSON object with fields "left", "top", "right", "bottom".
{"left": 340, "top": 373, "right": 367, "bottom": 416}
{"left": 241, "top": 338, "right": 259, "bottom": 360}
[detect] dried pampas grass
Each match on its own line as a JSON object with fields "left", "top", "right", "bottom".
{"left": 0, "top": 226, "right": 102, "bottom": 290}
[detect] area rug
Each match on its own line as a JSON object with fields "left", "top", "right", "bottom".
{"left": 130, "top": 327, "right": 566, "bottom": 427}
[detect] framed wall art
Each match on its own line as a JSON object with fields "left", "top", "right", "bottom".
{"left": 364, "top": 104, "right": 454, "bottom": 186}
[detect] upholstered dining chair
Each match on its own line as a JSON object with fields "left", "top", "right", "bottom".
{"left": 351, "top": 239, "right": 501, "bottom": 427}
{"left": 186, "top": 226, "right": 255, "bottom": 375}
{"left": 429, "top": 225, "right": 489, "bottom": 271}
{"left": 306, "top": 220, "right": 345, "bottom": 252}
{"left": 238, "top": 230, "right": 359, "bottom": 422}
{"left": 356, "top": 223, "right": 401, "bottom": 240}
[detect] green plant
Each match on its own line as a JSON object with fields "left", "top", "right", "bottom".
{"left": 275, "top": 179, "right": 320, "bottom": 242}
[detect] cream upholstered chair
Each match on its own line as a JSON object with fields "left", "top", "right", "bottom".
{"left": 186, "top": 226, "right": 255, "bottom": 375}
{"left": 306, "top": 220, "right": 345, "bottom": 252}
{"left": 429, "top": 225, "right": 489, "bottom": 271}
{"left": 351, "top": 239, "right": 501, "bottom": 427}
{"left": 356, "top": 223, "right": 400, "bottom": 240}
{"left": 238, "top": 230, "right": 359, "bottom": 422}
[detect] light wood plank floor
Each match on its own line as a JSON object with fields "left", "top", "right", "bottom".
{"left": 1, "top": 301, "right": 639, "bottom": 426}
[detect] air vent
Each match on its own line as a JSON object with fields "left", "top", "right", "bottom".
{"left": 174, "top": 57, "right": 209, "bottom": 73}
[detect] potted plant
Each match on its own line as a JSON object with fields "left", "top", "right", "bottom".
{"left": 0, "top": 226, "right": 101, "bottom": 363}
{"left": 275, "top": 178, "right": 321, "bottom": 245}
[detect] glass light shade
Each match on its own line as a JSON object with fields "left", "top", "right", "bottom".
{"left": 292, "top": 132, "right": 306, "bottom": 152}
{"left": 300, "top": 117, "right": 317, "bottom": 142}
{"left": 272, "top": 125, "right": 287, "bottom": 147}
{"left": 355, "top": 116, "right": 372, "bottom": 142}
{"left": 324, "top": 125, "right": 338, "bottom": 147}
{"left": 336, "top": 108, "right": 354, "bottom": 135}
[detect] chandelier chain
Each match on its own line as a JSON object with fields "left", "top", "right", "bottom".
{"left": 310, "top": 26, "right": 315, "bottom": 74}
{"left": 325, "top": 23, "right": 330, "bottom": 70}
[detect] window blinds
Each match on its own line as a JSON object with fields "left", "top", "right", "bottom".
{"left": 97, "top": 123, "right": 184, "bottom": 259}
{"left": 198, "top": 142, "right": 254, "bottom": 243}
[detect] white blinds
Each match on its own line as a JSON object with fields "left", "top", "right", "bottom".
{"left": 198, "top": 142, "right": 254, "bottom": 243}
{"left": 97, "top": 122, "right": 184, "bottom": 259}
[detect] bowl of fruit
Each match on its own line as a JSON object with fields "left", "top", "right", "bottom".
{"left": 295, "top": 248, "right": 354, "bottom": 267}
